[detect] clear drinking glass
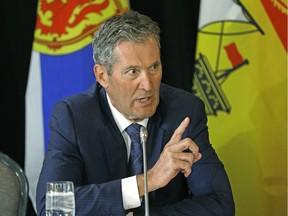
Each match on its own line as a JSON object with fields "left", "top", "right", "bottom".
{"left": 46, "top": 181, "right": 75, "bottom": 216}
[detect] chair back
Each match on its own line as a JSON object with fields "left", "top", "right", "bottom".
{"left": 0, "top": 152, "right": 29, "bottom": 216}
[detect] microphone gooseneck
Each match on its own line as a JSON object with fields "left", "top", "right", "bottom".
{"left": 140, "top": 127, "right": 149, "bottom": 216}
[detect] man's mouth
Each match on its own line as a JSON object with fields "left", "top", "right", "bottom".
{"left": 139, "top": 97, "right": 150, "bottom": 102}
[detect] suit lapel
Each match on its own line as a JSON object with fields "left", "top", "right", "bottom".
{"left": 98, "top": 85, "right": 128, "bottom": 179}
{"left": 100, "top": 124, "right": 128, "bottom": 179}
{"left": 146, "top": 110, "right": 165, "bottom": 169}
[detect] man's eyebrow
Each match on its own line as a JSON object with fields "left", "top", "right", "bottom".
{"left": 148, "top": 61, "right": 161, "bottom": 68}
{"left": 124, "top": 65, "right": 140, "bottom": 70}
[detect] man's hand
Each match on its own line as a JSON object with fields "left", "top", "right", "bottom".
{"left": 137, "top": 117, "right": 202, "bottom": 196}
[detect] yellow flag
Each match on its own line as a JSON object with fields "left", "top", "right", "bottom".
{"left": 193, "top": 0, "right": 287, "bottom": 215}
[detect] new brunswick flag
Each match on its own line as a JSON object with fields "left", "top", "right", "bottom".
{"left": 194, "top": 0, "right": 287, "bottom": 215}
{"left": 25, "top": 0, "right": 129, "bottom": 210}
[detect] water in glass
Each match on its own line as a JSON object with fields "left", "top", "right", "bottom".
{"left": 46, "top": 182, "right": 75, "bottom": 216}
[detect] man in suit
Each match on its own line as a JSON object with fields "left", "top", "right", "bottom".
{"left": 36, "top": 10, "right": 235, "bottom": 215}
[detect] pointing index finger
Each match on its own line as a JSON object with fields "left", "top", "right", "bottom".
{"left": 170, "top": 117, "right": 190, "bottom": 144}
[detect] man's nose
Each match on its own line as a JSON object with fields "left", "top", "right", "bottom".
{"left": 139, "top": 71, "right": 152, "bottom": 90}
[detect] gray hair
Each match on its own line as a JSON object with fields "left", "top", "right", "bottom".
{"left": 92, "top": 10, "right": 161, "bottom": 75}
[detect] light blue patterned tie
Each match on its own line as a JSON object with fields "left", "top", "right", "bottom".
{"left": 126, "top": 124, "right": 143, "bottom": 176}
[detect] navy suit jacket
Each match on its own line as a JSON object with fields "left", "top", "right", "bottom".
{"left": 36, "top": 83, "right": 235, "bottom": 215}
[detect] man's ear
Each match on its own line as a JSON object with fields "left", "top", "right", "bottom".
{"left": 94, "top": 64, "right": 109, "bottom": 88}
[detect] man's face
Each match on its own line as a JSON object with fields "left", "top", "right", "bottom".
{"left": 101, "top": 37, "right": 162, "bottom": 122}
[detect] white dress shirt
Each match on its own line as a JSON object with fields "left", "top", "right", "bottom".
{"left": 106, "top": 94, "right": 148, "bottom": 210}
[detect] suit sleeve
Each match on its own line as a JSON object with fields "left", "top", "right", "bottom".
{"left": 140, "top": 99, "right": 235, "bottom": 216}
{"left": 36, "top": 101, "right": 127, "bottom": 216}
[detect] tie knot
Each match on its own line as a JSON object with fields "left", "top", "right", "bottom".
{"left": 125, "top": 124, "right": 141, "bottom": 143}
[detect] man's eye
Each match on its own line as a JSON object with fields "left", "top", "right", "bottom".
{"left": 151, "top": 64, "right": 158, "bottom": 70}
{"left": 149, "top": 63, "right": 160, "bottom": 74}
{"left": 127, "top": 69, "right": 137, "bottom": 74}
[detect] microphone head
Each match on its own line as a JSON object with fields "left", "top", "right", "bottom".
{"left": 140, "top": 127, "right": 148, "bottom": 142}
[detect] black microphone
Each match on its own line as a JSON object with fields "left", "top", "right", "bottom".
{"left": 140, "top": 127, "right": 149, "bottom": 216}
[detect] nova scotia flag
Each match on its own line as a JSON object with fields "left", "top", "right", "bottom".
{"left": 25, "top": 0, "right": 129, "bottom": 210}
{"left": 25, "top": 45, "right": 95, "bottom": 210}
